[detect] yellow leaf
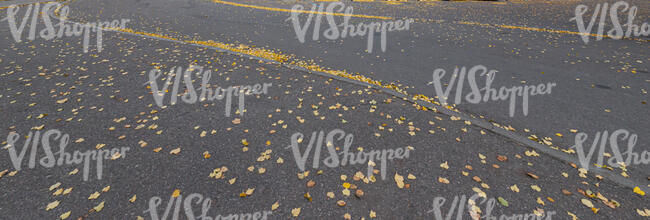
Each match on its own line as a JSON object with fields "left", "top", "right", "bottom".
{"left": 440, "top": 161, "right": 449, "bottom": 169}
{"left": 394, "top": 173, "right": 405, "bottom": 188}
{"left": 53, "top": 188, "right": 63, "bottom": 196}
{"left": 567, "top": 212, "right": 578, "bottom": 220}
{"left": 60, "top": 211, "right": 71, "bottom": 219}
{"left": 172, "top": 189, "right": 181, "bottom": 198}
{"left": 46, "top": 201, "right": 60, "bottom": 211}
{"left": 342, "top": 189, "right": 350, "bottom": 196}
{"left": 304, "top": 192, "right": 312, "bottom": 201}
{"left": 271, "top": 201, "right": 279, "bottom": 211}
{"left": 88, "top": 192, "right": 100, "bottom": 200}
{"left": 581, "top": 199, "right": 594, "bottom": 208}
{"left": 531, "top": 185, "right": 541, "bottom": 192}
{"left": 170, "top": 148, "right": 181, "bottom": 155}
{"left": 407, "top": 174, "right": 416, "bottom": 180}
{"left": 93, "top": 201, "right": 105, "bottom": 212}
{"left": 49, "top": 182, "right": 61, "bottom": 191}
{"left": 102, "top": 186, "right": 111, "bottom": 192}
{"left": 291, "top": 208, "right": 301, "bottom": 217}
{"left": 633, "top": 187, "right": 646, "bottom": 196}
{"left": 472, "top": 187, "right": 486, "bottom": 198}
{"left": 245, "top": 188, "right": 255, "bottom": 196}
{"left": 525, "top": 150, "right": 540, "bottom": 157}
{"left": 129, "top": 195, "right": 137, "bottom": 203}
{"left": 510, "top": 184, "right": 520, "bottom": 193}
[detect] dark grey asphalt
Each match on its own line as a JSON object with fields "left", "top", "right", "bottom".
{"left": 0, "top": 0, "right": 649, "bottom": 219}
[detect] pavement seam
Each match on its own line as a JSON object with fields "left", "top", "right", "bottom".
{"left": 45, "top": 0, "right": 650, "bottom": 194}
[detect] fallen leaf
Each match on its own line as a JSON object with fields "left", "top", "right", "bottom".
{"left": 634, "top": 187, "right": 646, "bottom": 196}
{"left": 271, "top": 201, "right": 279, "bottom": 211}
{"left": 581, "top": 199, "right": 594, "bottom": 208}
{"left": 291, "top": 208, "right": 301, "bottom": 217}
{"left": 394, "top": 173, "right": 405, "bottom": 188}
{"left": 526, "top": 172, "right": 539, "bottom": 179}
{"left": 60, "top": 211, "right": 71, "bottom": 219}
{"left": 88, "top": 191, "right": 101, "bottom": 200}
{"left": 510, "top": 185, "right": 520, "bottom": 193}
{"left": 497, "top": 197, "right": 508, "bottom": 207}
{"left": 129, "top": 195, "right": 137, "bottom": 203}
{"left": 172, "top": 189, "right": 181, "bottom": 198}
{"left": 93, "top": 201, "right": 105, "bottom": 212}
{"left": 46, "top": 201, "right": 60, "bottom": 211}
{"left": 440, "top": 161, "right": 449, "bottom": 169}
{"left": 531, "top": 185, "right": 541, "bottom": 192}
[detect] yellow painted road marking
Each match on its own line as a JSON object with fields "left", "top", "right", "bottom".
{"left": 456, "top": 21, "right": 648, "bottom": 42}
{"left": 209, "top": 0, "right": 393, "bottom": 20}
{"left": 209, "top": 0, "right": 645, "bottom": 42}
{"left": 0, "top": 0, "right": 60, "bottom": 9}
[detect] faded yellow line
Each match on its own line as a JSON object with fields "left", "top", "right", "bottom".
{"left": 0, "top": 0, "right": 60, "bottom": 9}
{"left": 104, "top": 26, "right": 404, "bottom": 95}
{"left": 456, "top": 21, "right": 648, "bottom": 42}
{"left": 210, "top": 0, "right": 393, "bottom": 20}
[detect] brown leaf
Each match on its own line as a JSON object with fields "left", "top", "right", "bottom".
{"left": 526, "top": 172, "right": 539, "bottom": 179}
{"left": 355, "top": 189, "right": 364, "bottom": 198}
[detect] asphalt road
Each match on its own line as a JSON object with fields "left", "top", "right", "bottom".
{"left": 0, "top": 0, "right": 649, "bottom": 219}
